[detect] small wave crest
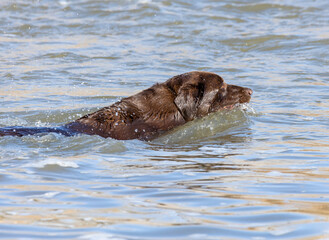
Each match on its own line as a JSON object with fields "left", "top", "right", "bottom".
{"left": 23, "top": 157, "right": 79, "bottom": 169}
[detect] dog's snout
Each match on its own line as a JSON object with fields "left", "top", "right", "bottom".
{"left": 244, "top": 88, "right": 253, "bottom": 96}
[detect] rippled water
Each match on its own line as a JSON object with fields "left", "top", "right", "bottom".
{"left": 1, "top": 0, "right": 329, "bottom": 239}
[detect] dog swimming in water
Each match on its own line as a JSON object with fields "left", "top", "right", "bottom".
{"left": 0, "top": 71, "right": 252, "bottom": 141}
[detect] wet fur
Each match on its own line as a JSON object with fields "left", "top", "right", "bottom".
{"left": 0, "top": 71, "right": 252, "bottom": 140}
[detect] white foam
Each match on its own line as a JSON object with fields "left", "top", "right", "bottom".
{"left": 44, "top": 191, "right": 61, "bottom": 198}
{"left": 78, "top": 233, "right": 125, "bottom": 240}
{"left": 238, "top": 103, "right": 258, "bottom": 116}
{"left": 59, "top": 0, "right": 69, "bottom": 7}
{"left": 138, "top": 0, "right": 152, "bottom": 4}
{"left": 24, "top": 157, "right": 79, "bottom": 168}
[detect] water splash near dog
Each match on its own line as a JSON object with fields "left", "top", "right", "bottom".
{"left": 155, "top": 103, "right": 256, "bottom": 144}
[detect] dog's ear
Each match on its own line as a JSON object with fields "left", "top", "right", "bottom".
{"left": 174, "top": 83, "right": 200, "bottom": 121}
{"left": 196, "top": 75, "right": 225, "bottom": 117}
{"left": 174, "top": 73, "right": 225, "bottom": 121}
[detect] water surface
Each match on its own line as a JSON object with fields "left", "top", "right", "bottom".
{"left": 1, "top": 0, "right": 329, "bottom": 239}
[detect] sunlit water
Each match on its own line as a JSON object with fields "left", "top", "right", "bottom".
{"left": 1, "top": 0, "right": 329, "bottom": 239}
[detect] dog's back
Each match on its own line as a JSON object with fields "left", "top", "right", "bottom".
{"left": 66, "top": 82, "right": 185, "bottom": 140}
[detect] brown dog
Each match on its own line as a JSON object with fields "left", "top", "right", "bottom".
{"left": 65, "top": 71, "right": 252, "bottom": 140}
{"left": 0, "top": 71, "right": 252, "bottom": 140}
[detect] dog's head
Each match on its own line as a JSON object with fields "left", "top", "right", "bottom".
{"left": 166, "top": 71, "right": 252, "bottom": 121}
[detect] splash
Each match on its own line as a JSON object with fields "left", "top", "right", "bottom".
{"left": 154, "top": 104, "right": 256, "bottom": 144}
{"left": 23, "top": 157, "right": 79, "bottom": 169}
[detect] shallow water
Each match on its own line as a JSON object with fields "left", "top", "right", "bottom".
{"left": 1, "top": 0, "right": 329, "bottom": 239}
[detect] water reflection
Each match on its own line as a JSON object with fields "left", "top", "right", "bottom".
{"left": 1, "top": 0, "right": 329, "bottom": 239}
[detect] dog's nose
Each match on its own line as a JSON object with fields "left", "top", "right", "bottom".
{"left": 244, "top": 88, "right": 253, "bottom": 96}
